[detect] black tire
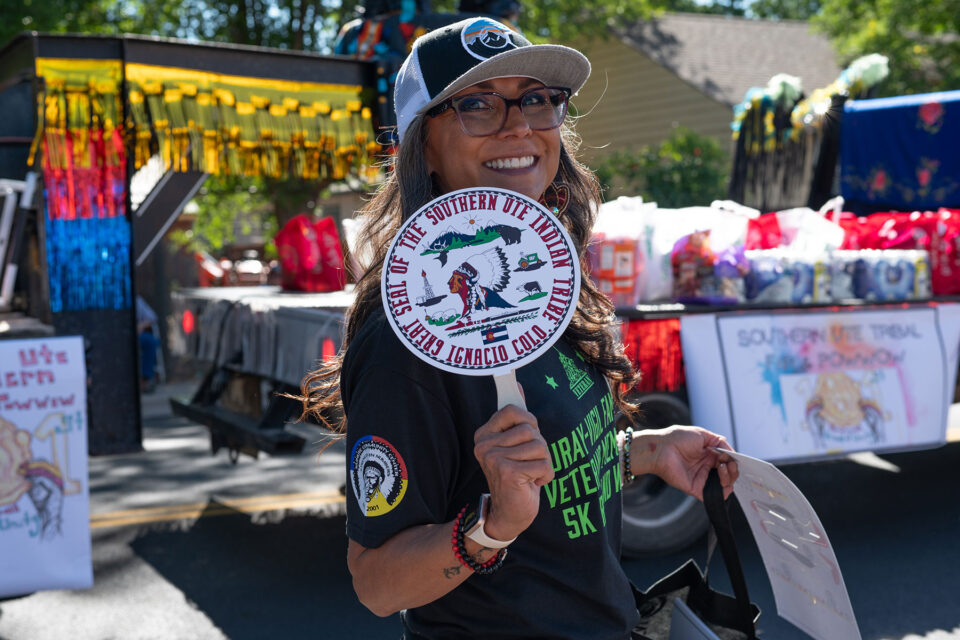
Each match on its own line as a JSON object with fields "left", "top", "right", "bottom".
{"left": 619, "top": 392, "right": 709, "bottom": 556}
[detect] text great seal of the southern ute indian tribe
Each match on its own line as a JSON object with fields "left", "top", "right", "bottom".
{"left": 381, "top": 187, "right": 581, "bottom": 375}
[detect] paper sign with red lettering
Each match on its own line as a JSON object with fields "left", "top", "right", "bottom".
{"left": 0, "top": 336, "right": 92, "bottom": 597}
{"left": 382, "top": 187, "right": 580, "bottom": 375}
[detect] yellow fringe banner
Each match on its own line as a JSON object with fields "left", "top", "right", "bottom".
{"left": 31, "top": 58, "right": 124, "bottom": 171}
{"left": 31, "top": 58, "right": 380, "bottom": 182}
{"left": 124, "top": 62, "right": 379, "bottom": 181}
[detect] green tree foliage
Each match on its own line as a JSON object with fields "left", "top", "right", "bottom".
{"left": 814, "top": 0, "right": 960, "bottom": 96}
{"left": 2, "top": 0, "right": 352, "bottom": 52}
{"left": 0, "top": 0, "right": 677, "bottom": 52}
{"left": 749, "top": 0, "right": 821, "bottom": 19}
{"left": 168, "top": 175, "right": 278, "bottom": 256}
{"left": 519, "top": 0, "right": 752, "bottom": 42}
{"left": 519, "top": 0, "right": 658, "bottom": 41}
{"left": 592, "top": 127, "right": 729, "bottom": 207}
{"left": 176, "top": 0, "right": 349, "bottom": 51}
{"left": 1, "top": 0, "right": 111, "bottom": 47}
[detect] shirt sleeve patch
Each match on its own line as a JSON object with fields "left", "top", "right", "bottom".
{"left": 350, "top": 435, "right": 409, "bottom": 517}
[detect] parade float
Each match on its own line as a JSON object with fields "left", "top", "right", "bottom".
{"left": 0, "top": 32, "right": 379, "bottom": 462}
{"left": 2, "top": 18, "right": 958, "bottom": 558}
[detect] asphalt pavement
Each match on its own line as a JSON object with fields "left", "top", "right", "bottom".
{"left": 0, "top": 379, "right": 397, "bottom": 640}
{"left": 1, "top": 380, "right": 959, "bottom": 639}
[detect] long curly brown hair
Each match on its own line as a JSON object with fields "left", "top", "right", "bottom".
{"left": 297, "top": 115, "right": 639, "bottom": 431}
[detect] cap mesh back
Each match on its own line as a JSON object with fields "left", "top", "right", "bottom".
{"left": 394, "top": 48, "right": 430, "bottom": 143}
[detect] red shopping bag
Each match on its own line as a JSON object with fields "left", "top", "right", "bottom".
{"left": 275, "top": 214, "right": 346, "bottom": 292}
{"left": 925, "top": 209, "right": 960, "bottom": 295}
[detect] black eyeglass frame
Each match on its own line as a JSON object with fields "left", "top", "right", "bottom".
{"left": 425, "top": 86, "right": 572, "bottom": 137}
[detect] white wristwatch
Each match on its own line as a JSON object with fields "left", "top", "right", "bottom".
{"left": 464, "top": 493, "right": 516, "bottom": 549}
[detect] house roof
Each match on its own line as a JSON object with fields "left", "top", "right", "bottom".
{"left": 616, "top": 12, "right": 841, "bottom": 107}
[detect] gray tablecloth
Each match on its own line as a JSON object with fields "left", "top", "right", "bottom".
{"left": 170, "top": 286, "right": 354, "bottom": 387}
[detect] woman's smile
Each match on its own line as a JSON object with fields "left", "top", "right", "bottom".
{"left": 483, "top": 155, "right": 537, "bottom": 170}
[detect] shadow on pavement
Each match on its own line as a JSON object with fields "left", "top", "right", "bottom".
{"left": 130, "top": 502, "right": 400, "bottom": 639}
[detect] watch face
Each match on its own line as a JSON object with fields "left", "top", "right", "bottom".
{"left": 463, "top": 507, "right": 481, "bottom": 533}
{"left": 463, "top": 495, "right": 484, "bottom": 533}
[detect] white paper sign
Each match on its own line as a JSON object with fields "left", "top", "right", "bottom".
{"left": 0, "top": 336, "right": 92, "bottom": 597}
{"left": 682, "top": 304, "right": 960, "bottom": 461}
{"left": 381, "top": 187, "right": 580, "bottom": 375}
{"left": 725, "top": 449, "right": 861, "bottom": 640}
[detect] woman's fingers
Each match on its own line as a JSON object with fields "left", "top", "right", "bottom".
{"left": 485, "top": 439, "right": 553, "bottom": 463}
{"left": 715, "top": 455, "right": 739, "bottom": 498}
{"left": 722, "top": 458, "right": 739, "bottom": 483}
{"left": 713, "top": 435, "right": 734, "bottom": 454}
{"left": 475, "top": 406, "right": 545, "bottom": 463}
{"left": 476, "top": 404, "right": 538, "bottom": 438}
{"left": 475, "top": 428, "right": 553, "bottom": 483}
{"left": 488, "top": 456, "right": 555, "bottom": 483}
{"left": 476, "top": 422, "right": 542, "bottom": 450}
{"left": 474, "top": 406, "right": 555, "bottom": 492}
{"left": 473, "top": 405, "right": 555, "bottom": 540}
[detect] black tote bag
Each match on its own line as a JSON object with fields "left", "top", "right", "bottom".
{"left": 631, "top": 468, "right": 761, "bottom": 640}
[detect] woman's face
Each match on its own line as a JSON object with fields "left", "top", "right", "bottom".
{"left": 424, "top": 76, "right": 562, "bottom": 201}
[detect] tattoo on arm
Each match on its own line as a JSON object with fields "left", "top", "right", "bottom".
{"left": 444, "top": 547, "right": 496, "bottom": 578}
{"left": 443, "top": 564, "right": 462, "bottom": 579}
{"left": 470, "top": 547, "right": 494, "bottom": 565}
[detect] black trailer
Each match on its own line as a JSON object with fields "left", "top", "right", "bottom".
{"left": 0, "top": 32, "right": 378, "bottom": 454}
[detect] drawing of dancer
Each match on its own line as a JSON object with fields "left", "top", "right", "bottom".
{"left": 19, "top": 460, "right": 64, "bottom": 540}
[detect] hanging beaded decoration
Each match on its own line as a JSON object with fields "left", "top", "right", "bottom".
{"left": 36, "top": 60, "right": 132, "bottom": 313}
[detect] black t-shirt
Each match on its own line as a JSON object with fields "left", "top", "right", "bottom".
{"left": 342, "top": 309, "right": 640, "bottom": 639}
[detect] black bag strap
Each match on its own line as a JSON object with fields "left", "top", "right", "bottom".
{"left": 638, "top": 559, "right": 709, "bottom": 601}
{"left": 699, "top": 467, "right": 758, "bottom": 639}
{"left": 630, "top": 468, "right": 759, "bottom": 639}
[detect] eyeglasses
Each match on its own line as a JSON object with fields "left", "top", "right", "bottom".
{"left": 426, "top": 86, "right": 571, "bottom": 137}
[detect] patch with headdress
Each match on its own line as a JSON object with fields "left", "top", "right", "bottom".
{"left": 350, "top": 435, "right": 409, "bottom": 517}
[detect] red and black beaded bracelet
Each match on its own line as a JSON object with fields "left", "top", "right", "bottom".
{"left": 451, "top": 504, "right": 507, "bottom": 575}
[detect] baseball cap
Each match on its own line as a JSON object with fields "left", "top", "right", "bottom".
{"left": 393, "top": 17, "right": 591, "bottom": 143}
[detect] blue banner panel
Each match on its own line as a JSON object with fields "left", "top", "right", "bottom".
{"left": 841, "top": 90, "right": 960, "bottom": 213}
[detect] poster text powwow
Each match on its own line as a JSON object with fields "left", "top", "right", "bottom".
{"left": 0, "top": 336, "right": 92, "bottom": 597}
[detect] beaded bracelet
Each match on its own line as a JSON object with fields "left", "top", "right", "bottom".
{"left": 452, "top": 505, "right": 507, "bottom": 575}
{"left": 622, "top": 426, "right": 636, "bottom": 485}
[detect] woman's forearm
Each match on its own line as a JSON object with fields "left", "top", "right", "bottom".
{"left": 347, "top": 520, "right": 500, "bottom": 617}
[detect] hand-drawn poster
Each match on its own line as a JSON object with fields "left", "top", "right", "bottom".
{"left": 682, "top": 305, "right": 960, "bottom": 461}
{"left": 0, "top": 336, "right": 92, "bottom": 597}
{"left": 725, "top": 449, "right": 861, "bottom": 640}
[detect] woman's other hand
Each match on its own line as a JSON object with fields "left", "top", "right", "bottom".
{"left": 633, "top": 426, "right": 738, "bottom": 501}
{"left": 474, "top": 403, "right": 555, "bottom": 542}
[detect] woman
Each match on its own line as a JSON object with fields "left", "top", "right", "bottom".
{"left": 300, "top": 17, "right": 738, "bottom": 639}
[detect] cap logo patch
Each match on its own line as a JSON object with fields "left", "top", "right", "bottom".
{"left": 461, "top": 18, "right": 516, "bottom": 60}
